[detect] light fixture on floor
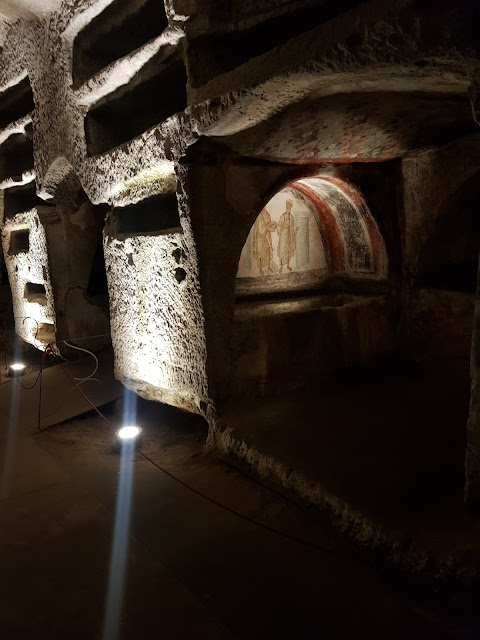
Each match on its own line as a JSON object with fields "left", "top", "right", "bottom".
{"left": 8, "top": 362, "right": 26, "bottom": 377}
{"left": 114, "top": 425, "right": 143, "bottom": 451}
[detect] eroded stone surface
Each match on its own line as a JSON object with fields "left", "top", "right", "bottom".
{"left": 1, "top": 0, "right": 480, "bottom": 511}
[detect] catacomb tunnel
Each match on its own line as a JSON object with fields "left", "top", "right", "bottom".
{"left": 2, "top": 0, "right": 480, "bottom": 636}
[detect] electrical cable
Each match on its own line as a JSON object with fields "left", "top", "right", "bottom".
{"left": 21, "top": 316, "right": 41, "bottom": 351}
{"left": 47, "top": 351, "right": 338, "bottom": 555}
{"left": 2, "top": 317, "right": 43, "bottom": 377}
{"left": 15, "top": 343, "right": 57, "bottom": 392}
{"left": 11, "top": 316, "right": 110, "bottom": 345}
{"left": 52, "top": 353, "right": 117, "bottom": 429}
{"left": 63, "top": 340, "right": 99, "bottom": 382}
{"left": 2, "top": 320, "right": 108, "bottom": 389}
{"left": 15, "top": 369, "right": 43, "bottom": 390}
{"left": 3, "top": 328, "right": 339, "bottom": 553}
{"left": 55, "top": 333, "right": 111, "bottom": 343}
{"left": 39, "top": 378, "right": 102, "bottom": 421}
{"left": 1, "top": 320, "right": 106, "bottom": 388}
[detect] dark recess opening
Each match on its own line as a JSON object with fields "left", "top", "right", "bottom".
{"left": 0, "top": 245, "right": 8, "bottom": 282}
{"left": 0, "top": 131, "right": 34, "bottom": 182}
{"left": 0, "top": 77, "right": 34, "bottom": 129}
{"left": 417, "top": 264, "right": 478, "bottom": 294}
{"left": 87, "top": 237, "right": 109, "bottom": 297}
{"left": 85, "top": 52, "right": 187, "bottom": 156}
{"left": 416, "top": 171, "right": 480, "bottom": 293}
{"left": 72, "top": 0, "right": 168, "bottom": 88}
{"left": 4, "top": 182, "right": 45, "bottom": 218}
{"left": 9, "top": 228, "right": 29, "bottom": 255}
{"left": 24, "top": 282, "right": 47, "bottom": 305}
{"left": 114, "top": 193, "right": 181, "bottom": 235}
{"left": 37, "top": 322, "right": 55, "bottom": 343}
{"left": 189, "top": 0, "right": 365, "bottom": 87}
{"left": 175, "top": 267, "right": 186, "bottom": 283}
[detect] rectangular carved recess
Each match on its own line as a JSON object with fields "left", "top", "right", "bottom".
{"left": 72, "top": 0, "right": 168, "bottom": 88}
{"left": 189, "top": 0, "right": 361, "bottom": 86}
{"left": 24, "top": 282, "right": 47, "bottom": 305}
{"left": 9, "top": 228, "right": 29, "bottom": 255}
{"left": 4, "top": 181, "right": 45, "bottom": 218}
{"left": 85, "top": 50, "right": 187, "bottom": 156}
{"left": 0, "top": 125, "right": 34, "bottom": 182}
{"left": 37, "top": 322, "right": 55, "bottom": 343}
{"left": 0, "top": 77, "right": 34, "bottom": 129}
{"left": 87, "top": 237, "right": 109, "bottom": 298}
{"left": 114, "top": 193, "right": 181, "bottom": 235}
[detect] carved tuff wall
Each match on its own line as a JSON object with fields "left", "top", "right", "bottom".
{"left": 0, "top": 0, "right": 480, "bottom": 507}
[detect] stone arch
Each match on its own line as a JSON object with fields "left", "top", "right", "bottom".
{"left": 236, "top": 174, "right": 387, "bottom": 296}
{"left": 228, "top": 171, "right": 395, "bottom": 399}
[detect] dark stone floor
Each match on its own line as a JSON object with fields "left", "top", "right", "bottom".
{"left": 1, "top": 382, "right": 479, "bottom": 639}
{"left": 221, "top": 357, "right": 480, "bottom": 568}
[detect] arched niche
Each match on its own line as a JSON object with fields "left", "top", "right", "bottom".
{"left": 236, "top": 175, "right": 387, "bottom": 296}
{"left": 229, "top": 173, "right": 395, "bottom": 399}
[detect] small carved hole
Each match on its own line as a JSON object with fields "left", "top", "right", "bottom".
{"left": 9, "top": 228, "right": 29, "bottom": 255}
{"left": 175, "top": 267, "right": 186, "bottom": 283}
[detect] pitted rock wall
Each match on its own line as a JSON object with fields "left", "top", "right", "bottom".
{"left": 1, "top": 204, "right": 55, "bottom": 346}
{"left": 104, "top": 168, "right": 208, "bottom": 414}
{"left": 0, "top": 0, "right": 479, "bottom": 421}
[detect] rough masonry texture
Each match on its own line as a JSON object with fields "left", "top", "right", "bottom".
{"left": 1, "top": 0, "right": 480, "bottom": 517}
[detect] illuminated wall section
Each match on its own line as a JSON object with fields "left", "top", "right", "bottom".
{"left": 103, "top": 176, "right": 208, "bottom": 415}
{"left": 1, "top": 199, "right": 55, "bottom": 347}
{"left": 237, "top": 175, "right": 387, "bottom": 295}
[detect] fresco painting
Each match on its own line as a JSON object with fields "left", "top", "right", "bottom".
{"left": 236, "top": 187, "right": 328, "bottom": 293}
{"left": 299, "top": 177, "right": 373, "bottom": 273}
{"left": 236, "top": 177, "right": 387, "bottom": 295}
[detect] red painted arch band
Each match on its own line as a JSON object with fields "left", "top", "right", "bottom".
{"left": 290, "top": 181, "right": 345, "bottom": 272}
{"left": 320, "top": 177, "right": 387, "bottom": 276}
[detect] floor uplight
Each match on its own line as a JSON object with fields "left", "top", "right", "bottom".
{"left": 114, "top": 426, "right": 143, "bottom": 451}
{"left": 118, "top": 426, "right": 142, "bottom": 440}
{"left": 8, "top": 363, "right": 26, "bottom": 377}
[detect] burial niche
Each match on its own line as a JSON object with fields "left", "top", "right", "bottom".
{"left": 236, "top": 175, "right": 387, "bottom": 296}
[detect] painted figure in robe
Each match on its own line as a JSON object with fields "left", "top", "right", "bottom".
{"left": 252, "top": 207, "right": 277, "bottom": 275}
{"left": 276, "top": 199, "right": 300, "bottom": 272}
